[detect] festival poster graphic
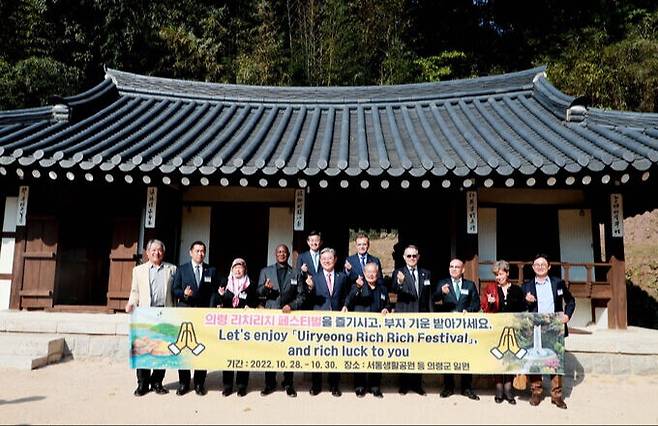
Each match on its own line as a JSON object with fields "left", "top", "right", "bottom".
{"left": 130, "top": 308, "right": 564, "bottom": 375}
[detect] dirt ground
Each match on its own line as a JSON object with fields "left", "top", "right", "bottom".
{"left": 1, "top": 359, "right": 657, "bottom": 425}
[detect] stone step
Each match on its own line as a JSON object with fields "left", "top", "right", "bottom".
{"left": 0, "top": 354, "right": 50, "bottom": 369}
{"left": 0, "top": 333, "right": 65, "bottom": 369}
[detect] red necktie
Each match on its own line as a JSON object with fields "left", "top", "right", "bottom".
{"left": 327, "top": 273, "right": 333, "bottom": 295}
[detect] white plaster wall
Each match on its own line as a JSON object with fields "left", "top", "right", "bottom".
{"left": 558, "top": 209, "right": 597, "bottom": 328}
{"left": 0, "top": 279, "right": 10, "bottom": 310}
{"left": 558, "top": 209, "right": 594, "bottom": 282}
{"left": 3, "top": 197, "right": 17, "bottom": 232}
{"left": 267, "top": 207, "right": 293, "bottom": 266}
{"left": 0, "top": 238, "right": 15, "bottom": 274}
{"left": 179, "top": 206, "right": 211, "bottom": 265}
{"left": 477, "top": 208, "right": 497, "bottom": 281}
{"left": 0, "top": 197, "right": 17, "bottom": 310}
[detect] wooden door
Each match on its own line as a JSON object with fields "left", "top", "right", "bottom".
{"left": 106, "top": 217, "right": 139, "bottom": 310}
{"left": 16, "top": 216, "right": 58, "bottom": 309}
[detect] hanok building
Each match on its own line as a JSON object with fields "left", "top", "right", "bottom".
{"left": 0, "top": 66, "right": 655, "bottom": 329}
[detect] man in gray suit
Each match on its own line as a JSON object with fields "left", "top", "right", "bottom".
{"left": 257, "top": 244, "right": 307, "bottom": 397}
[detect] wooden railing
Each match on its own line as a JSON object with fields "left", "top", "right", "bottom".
{"left": 477, "top": 260, "right": 614, "bottom": 300}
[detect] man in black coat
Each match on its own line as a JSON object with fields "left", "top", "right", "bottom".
{"left": 171, "top": 240, "right": 222, "bottom": 396}
{"left": 391, "top": 245, "right": 432, "bottom": 396}
{"left": 433, "top": 258, "right": 481, "bottom": 400}
{"left": 522, "top": 253, "right": 575, "bottom": 410}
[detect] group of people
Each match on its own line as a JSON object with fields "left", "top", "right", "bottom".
{"left": 125, "top": 231, "right": 575, "bottom": 410}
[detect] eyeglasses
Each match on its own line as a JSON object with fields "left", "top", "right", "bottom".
{"left": 405, "top": 254, "right": 418, "bottom": 258}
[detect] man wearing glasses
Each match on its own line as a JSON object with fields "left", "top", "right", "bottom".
{"left": 522, "top": 253, "right": 575, "bottom": 409}
{"left": 392, "top": 245, "right": 432, "bottom": 395}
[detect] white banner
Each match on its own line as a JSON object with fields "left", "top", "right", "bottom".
{"left": 466, "top": 191, "right": 477, "bottom": 234}
{"left": 610, "top": 193, "right": 624, "bottom": 237}
{"left": 293, "top": 189, "right": 305, "bottom": 231}
{"left": 16, "top": 186, "right": 29, "bottom": 227}
{"left": 145, "top": 187, "right": 158, "bottom": 229}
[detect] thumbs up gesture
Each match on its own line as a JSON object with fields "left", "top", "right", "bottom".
{"left": 441, "top": 283, "right": 450, "bottom": 294}
{"left": 344, "top": 260, "right": 352, "bottom": 271}
{"left": 396, "top": 270, "right": 405, "bottom": 285}
{"left": 356, "top": 275, "right": 364, "bottom": 288}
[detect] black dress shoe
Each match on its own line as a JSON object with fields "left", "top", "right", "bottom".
{"left": 133, "top": 385, "right": 149, "bottom": 397}
{"left": 506, "top": 397, "right": 516, "bottom": 405}
{"left": 309, "top": 388, "right": 321, "bottom": 396}
{"left": 237, "top": 388, "right": 247, "bottom": 397}
{"left": 462, "top": 389, "right": 480, "bottom": 400}
{"left": 371, "top": 388, "right": 384, "bottom": 398}
{"left": 195, "top": 385, "right": 207, "bottom": 396}
{"left": 331, "top": 388, "right": 342, "bottom": 397}
{"left": 413, "top": 387, "right": 427, "bottom": 396}
{"left": 151, "top": 383, "right": 169, "bottom": 395}
{"left": 494, "top": 396, "right": 504, "bottom": 404}
{"left": 176, "top": 384, "right": 190, "bottom": 396}
{"left": 440, "top": 389, "right": 454, "bottom": 398}
{"left": 260, "top": 387, "right": 275, "bottom": 396}
{"left": 222, "top": 387, "right": 233, "bottom": 397}
{"left": 285, "top": 386, "right": 297, "bottom": 398}
{"left": 398, "top": 388, "right": 408, "bottom": 395}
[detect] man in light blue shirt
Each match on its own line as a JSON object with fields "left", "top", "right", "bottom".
{"left": 522, "top": 254, "right": 576, "bottom": 410}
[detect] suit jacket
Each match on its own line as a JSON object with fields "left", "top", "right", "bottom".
{"left": 522, "top": 277, "right": 576, "bottom": 336}
{"left": 344, "top": 253, "right": 383, "bottom": 282}
{"left": 433, "top": 277, "right": 481, "bottom": 313}
{"left": 308, "top": 269, "right": 349, "bottom": 311}
{"left": 392, "top": 266, "right": 433, "bottom": 313}
{"left": 127, "top": 262, "right": 177, "bottom": 308}
{"left": 296, "top": 250, "right": 321, "bottom": 276}
{"left": 345, "top": 282, "right": 390, "bottom": 313}
{"left": 257, "top": 263, "right": 306, "bottom": 310}
{"left": 171, "top": 262, "right": 221, "bottom": 307}
{"left": 214, "top": 275, "right": 259, "bottom": 309}
{"left": 480, "top": 283, "right": 526, "bottom": 313}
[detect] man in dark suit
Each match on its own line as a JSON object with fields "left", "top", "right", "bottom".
{"left": 257, "top": 244, "right": 307, "bottom": 398}
{"left": 392, "top": 244, "right": 432, "bottom": 396}
{"left": 306, "top": 247, "right": 349, "bottom": 397}
{"left": 434, "top": 258, "right": 481, "bottom": 400}
{"left": 522, "top": 253, "right": 575, "bottom": 410}
{"left": 171, "top": 240, "right": 221, "bottom": 396}
{"left": 344, "top": 232, "right": 383, "bottom": 285}
{"left": 296, "top": 230, "right": 323, "bottom": 277}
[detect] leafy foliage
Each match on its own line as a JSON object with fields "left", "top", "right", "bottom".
{"left": 1, "top": 0, "right": 658, "bottom": 111}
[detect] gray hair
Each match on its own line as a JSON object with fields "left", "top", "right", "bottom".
{"left": 146, "top": 239, "right": 166, "bottom": 252}
{"left": 364, "top": 262, "right": 379, "bottom": 273}
{"left": 320, "top": 247, "right": 336, "bottom": 257}
{"left": 492, "top": 260, "right": 510, "bottom": 274}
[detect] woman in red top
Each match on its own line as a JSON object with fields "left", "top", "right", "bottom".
{"left": 481, "top": 260, "right": 526, "bottom": 404}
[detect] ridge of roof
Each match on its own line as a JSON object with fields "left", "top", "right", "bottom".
{"left": 105, "top": 66, "right": 547, "bottom": 104}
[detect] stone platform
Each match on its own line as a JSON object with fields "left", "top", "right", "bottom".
{"left": 0, "top": 310, "right": 657, "bottom": 374}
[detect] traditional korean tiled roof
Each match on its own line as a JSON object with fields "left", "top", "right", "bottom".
{"left": 0, "top": 66, "right": 657, "bottom": 186}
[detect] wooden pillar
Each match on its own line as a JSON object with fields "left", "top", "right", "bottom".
{"left": 607, "top": 256, "right": 627, "bottom": 329}
{"left": 9, "top": 226, "right": 25, "bottom": 310}
{"left": 605, "top": 192, "right": 627, "bottom": 329}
